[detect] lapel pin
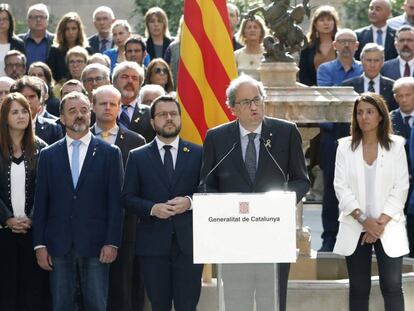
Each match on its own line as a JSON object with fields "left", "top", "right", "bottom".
{"left": 134, "top": 117, "right": 140, "bottom": 123}
{"left": 265, "top": 139, "right": 272, "bottom": 148}
{"left": 93, "top": 147, "right": 97, "bottom": 157}
{"left": 120, "top": 134, "right": 124, "bottom": 140}
{"left": 183, "top": 146, "right": 190, "bottom": 152}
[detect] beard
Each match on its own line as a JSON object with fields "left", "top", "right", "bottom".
{"left": 154, "top": 121, "right": 181, "bottom": 139}
{"left": 66, "top": 117, "right": 90, "bottom": 133}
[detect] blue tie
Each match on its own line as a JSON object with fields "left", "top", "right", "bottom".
{"left": 100, "top": 39, "right": 108, "bottom": 53}
{"left": 71, "top": 140, "right": 82, "bottom": 188}
{"left": 119, "top": 105, "right": 131, "bottom": 128}
{"left": 376, "top": 29, "right": 383, "bottom": 46}
{"left": 163, "top": 145, "right": 174, "bottom": 181}
{"left": 245, "top": 133, "right": 257, "bottom": 182}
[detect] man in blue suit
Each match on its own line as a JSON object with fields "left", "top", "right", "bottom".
{"left": 381, "top": 25, "right": 414, "bottom": 80}
{"left": 88, "top": 6, "right": 115, "bottom": 54}
{"left": 122, "top": 95, "right": 203, "bottom": 311}
{"left": 33, "top": 91, "right": 124, "bottom": 311}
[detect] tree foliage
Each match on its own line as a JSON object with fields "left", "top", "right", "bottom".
{"left": 343, "top": 0, "right": 404, "bottom": 29}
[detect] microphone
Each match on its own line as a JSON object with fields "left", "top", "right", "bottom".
{"left": 260, "top": 137, "right": 288, "bottom": 191}
{"left": 200, "top": 141, "right": 240, "bottom": 193}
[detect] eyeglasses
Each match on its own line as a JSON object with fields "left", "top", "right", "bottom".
{"left": 335, "top": 39, "right": 357, "bottom": 46}
{"left": 154, "top": 111, "right": 179, "bottom": 118}
{"left": 5, "top": 63, "right": 24, "bottom": 69}
{"left": 83, "top": 76, "right": 105, "bottom": 84}
{"left": 29, "top": 15, "right": 47, "bottom": 21}
{"left": 235, "top": 96, "right": 263, "bottom": 107}
{"left": 153, "top": 67, "right": 169, "bottom": 75}
{"left": 68, "top": 59, "right": 85, "bottom": 65}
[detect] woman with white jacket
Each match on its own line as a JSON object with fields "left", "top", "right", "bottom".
{"left": 334, "top": 93, "right": 409, "bottom": 311}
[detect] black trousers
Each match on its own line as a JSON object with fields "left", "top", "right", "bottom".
{"left": 0, "top": 228, "right": 50, "bottom": 311}
{"left": 346, "top": 234, "right": 404, "bottom": 311}
{"left": 406, "top": 214, "right": 414, "bottom": 257}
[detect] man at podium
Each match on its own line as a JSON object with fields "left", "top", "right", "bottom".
{"left": 199, "top": 75, "right": 310, "bottom": 311}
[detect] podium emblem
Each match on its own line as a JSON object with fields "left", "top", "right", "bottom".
{"left": 239, "top": 202, "right": 250, "bottom": 214}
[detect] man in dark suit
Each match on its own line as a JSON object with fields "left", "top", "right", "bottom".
{"left": 227, "top": 3, "right": 243, "bottom": 51}
{"left": 91, "top": 85, "right": 146, "bottom": 311}
{"left": 33, "top": 91, "right": 124, "bottom": 311}
{"left": 381, "top": 25, "right": 414, "bottom": 80}
{"left": 355, "top": 0, "right": 397, "bottom": 61}
{"left": 343, "top": 42, "right": 397, "bottom": 110}
{"left": 88, "top": 6, "right": 115, "bottom": 54}
{"left": 113, "top": 61, "right": 155, "bottom": 142}
{"left": 199, "top": 75, "right": 310, "bottom": 311}
{"left": 122, "top": 95, "right": 203, "bottom": 311}
{"left": 390, "top": 76, "right": 414, "bottom": 257}
{"left": 10, "top": 76, "right": 63, "bottom": 145}
{"left": 18, "top": 4, "right": 54, "bottom": 67}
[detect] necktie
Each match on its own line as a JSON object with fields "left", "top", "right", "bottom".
{"left": 245, "top": 133, "right": 257, "bottom": 182}
{"left": 101, "top": 131, "right": 110, "bottom": 142}
{"left": 405, "top": 115, "right": 412, "bottom": 139}
{"left": 368, "top": 80, "right": 375, "bottom": 92}
{"left": 100, "top": 39, "right": 108, "bottom": 53}
{"left": 376, "top": 29, "right": 383, "bottom": 46}
{"left": 119, "top": 105, "right": 130, "bottom": 128}
{"left": 71, "top": 140, "right": 82, "bottom": 188}
{"left": 163, "top": 145, "right": 174, "bottom": 181}
{"left": 405, "top": 62, "right": 411, "bottom": 77}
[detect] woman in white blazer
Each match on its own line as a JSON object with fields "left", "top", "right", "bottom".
{"left": 334, "top": 93, "right": 409, "bottom": 311}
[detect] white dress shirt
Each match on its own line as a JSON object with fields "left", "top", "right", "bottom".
{"left": 66, "top": 131, "right": 92, "bottom": 173}
{"left": 155, "top": 135, "right": 179, "bottom": 168}
{"left": 239, "top": 123, "right": 262, "bottom": 166}
{"left": 399, "top": 57, "right": 414, "bottom": 77}
{"left": 363, "top": 74, "right": 380, "bottom": 93}
{"left": 371, "top": 25, "right": 387, "bottom": 46}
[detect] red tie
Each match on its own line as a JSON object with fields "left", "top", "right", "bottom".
{"left": 404, "top": 62, "right": 411, "bottom": 77}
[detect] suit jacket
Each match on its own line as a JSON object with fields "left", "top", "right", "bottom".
{"left": 200, "top": 117, "right": 310, "bottom": 202}
{"left": 32, "top": 135, "right": 124, "bottom": 257}
{"left": 124, "top": 104, "right": 155, "bottom": 143}
{"left": 88, "top": 33, "right": 114, "bottom": 54}
{"left": 381, "top": 57, "right": 409, "bottom": 80}
{"left": 35, "top": 116, "right": 64, "bottom": 145}
{"left": 122, "top": 138, "right": 202, "bottom": 256}
{"left": 9, "top": 36, "right": 25, "bottom": 54}
{"left": 91, "top": 125, "right": 146, "bottom": 166}
{"left": 341, "top": 75, "right": 398, "bottom": 111}
{"left": 146, "top": 36, "right": 173, "bottom": 60}
{"left": 390, "top": 108, "right": 409, "bottom": 139}
{"left": 333, "top": 136, "right": 409, "bottom": 257}
{"left": 355, "top": 25, "right": 397, "bottom": 61}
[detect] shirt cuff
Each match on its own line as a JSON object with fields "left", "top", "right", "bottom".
{"left": 186, "top": 196, "right": 193, "bottom": 210}
{"left": 34, "top": 245, "right": 46, "bottom": 250}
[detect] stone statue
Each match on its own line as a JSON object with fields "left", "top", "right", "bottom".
{"left": 246, "top": 0, "right": 311, "bottom": 63}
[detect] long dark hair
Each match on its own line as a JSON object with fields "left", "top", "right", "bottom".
{"left": 351, "top": 93, "right": 393, "bottom": 151}
{"left": 54, "top": 12, "right": 88, "bottom": 51}
{"left": 307, "top": 5, "right": 339, "bottom": 51}
{"left": 0, "top": 3, "right": 16, "bottom": 41}
{"left": 0, "top": 93, "right": 36, "bottom": 166}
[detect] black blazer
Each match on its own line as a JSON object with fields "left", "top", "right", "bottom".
{"left": 91, "top": 126, "right": 146, "bottom": 166}
{"left": 146, "top": 36, "right": 173, "bottom": 60}
{"left": 341, "top": 75, "right": 398, "bottom": 110}
{"left": 200, "top": 117, "right": 310, "bottom": 202}
{"left": 123, "top": 104, "right": 155, "bottom": 143}
{"left": 9, "top": 36, "right": 25, "bottom": 54}
{"left": 35, "top": 117, "right": 64, "bottom": 145}
{"left": 390, "top": 108, "right": 409, "bottom": 139}
{"left": 88, "top": 34, "right": 114, "bottom": 54}
{"left": 355, "top": 25, "right": 397, "bottom": 61}
{"left": 299, "top": 45, "right": 317, "bottom": 86}
{"left": 45, "top": 95, "right": 60, "bottom": 118}
{"left": 0, "top": 138, "right": 47, "bottom": 225}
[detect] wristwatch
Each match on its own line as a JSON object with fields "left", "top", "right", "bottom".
{"left": 354, "top": 209, "right": 367, "bottom": 224}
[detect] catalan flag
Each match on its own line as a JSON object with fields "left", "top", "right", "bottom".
{"left": 177, "top": 0, "right": 238, "bottom": 144}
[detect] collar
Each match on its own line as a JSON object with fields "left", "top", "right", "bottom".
{"left": 99, "top": 34, "right": 112, "bottom": 41}
{"left": 371, "top": 25, "right": 387, "bottom": 33}
{"left": 398, "top": 56, "right": 414, "bottom": 67}
{"left": 363, "top": 74, "right": 380, "bottom": 84}
{"left": 94, "top": 124, "right": 118, "bottom": 136}
{"left": 121, "top": 97, "right": 138, "bottom": 109}
{"left": 155, "top": 135, "right": 179, "bottom": 151}
{"left": 239, "top": 122, "right": 263, "bottom": 138}
{"left": 66, "top": 131, "right": 92, "bottom": 148}
{"left": 334, "top": 58, "right": 361, "bottom": 71}
{"left": 400, "top": 110, "right": 414, "bottom": 118}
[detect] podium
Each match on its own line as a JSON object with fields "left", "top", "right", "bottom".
{"left": 193, "top": 192, "right": 297, "bottom": 311}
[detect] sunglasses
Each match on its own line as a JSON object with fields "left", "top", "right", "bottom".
{"left": 153, "top": 67, "right": 169, "bottom": 75}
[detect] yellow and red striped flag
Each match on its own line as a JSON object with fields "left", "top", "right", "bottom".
{"left": 177, "top": 0, "right": 238, "bottom": 144}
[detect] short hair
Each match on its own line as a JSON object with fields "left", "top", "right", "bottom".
{"left": 29, "top": 76, "right": 49, "bottom": 103}
{"left": 66, "top": 46, "right": 89, "bottom": 64}
{"left": 60, "top": 91, "right": 90, "bottom": 114}
{"left": 351, "top": 93, "right": 392, "bottom": 151}
{"left": 226, "top": 75, "right": 265, "bottom": 108}
{"left": 112, "top": 61, "right": 145, "bottom": 84}
{"left": 124, "top": 35, "right": 147, "bottom": 53}
{"left": 0, "top": 4, "right": 16, "bottom": 41}
{"left": 87, "top": 53, "right": 111, "bottom": 68}
{"left": 81, "top": 63, "right": 110, "bottom": 84}
{"left": 111, "top": 19, "right": 131, "bottom": 34}
{"left": 92, "top": 6, "right": 114, "bottom": 20}
{"left": 150, "top": 95, "right": 181, "bottom": 119}
{"left": 237, "top": 15, "right": 267, "bottom": 45}
{"left": 227, "top": 3, "right": 240, "bottom": 17}
{"left": 144, "top": 7, "right": 171, "bottom": 38}
{"left": 5, "top": 50, "right": 26, "bottom": 68}
{"left": 10, "top": 76, "right": 42, "bottom": 100}
{"left": 396, "top": 25, "right": 414, "bottom": 39}
{"left": 27, "top": 3, "right": 49, "bottom": 20}
{"left": 393, "top": 76, "right": 414, "bottom": 93}
{"left": 28, "top": 62, "right": 54, "bottom": 89}
{"left": 140, "top": 84, "right": 166, "bottom": 100}
{"left": 60, "top": 79, "right": 87, "bottom": 98}
{"left": 92, "top": 85, "right": 121, "bottom": 106}
{"left": 360, "top": 42, "right": 384, "bottom": 60}
{"left": 334, "top": 28, "right": 357, "bottom": 41}
{"left": 0, "top": 76, "right": 14, "bottom": 85}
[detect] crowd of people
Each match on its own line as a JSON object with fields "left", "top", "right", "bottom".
{"left": 1, "top": 0, "right": 414, "bottom": 311}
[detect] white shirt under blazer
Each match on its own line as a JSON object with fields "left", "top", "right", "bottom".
{"left": 333, "top": 135, "right": 409, "bottom": 257}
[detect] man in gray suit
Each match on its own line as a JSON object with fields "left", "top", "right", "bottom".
{"left": 200, "top": 75, "right": 310, "bottom": 311}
